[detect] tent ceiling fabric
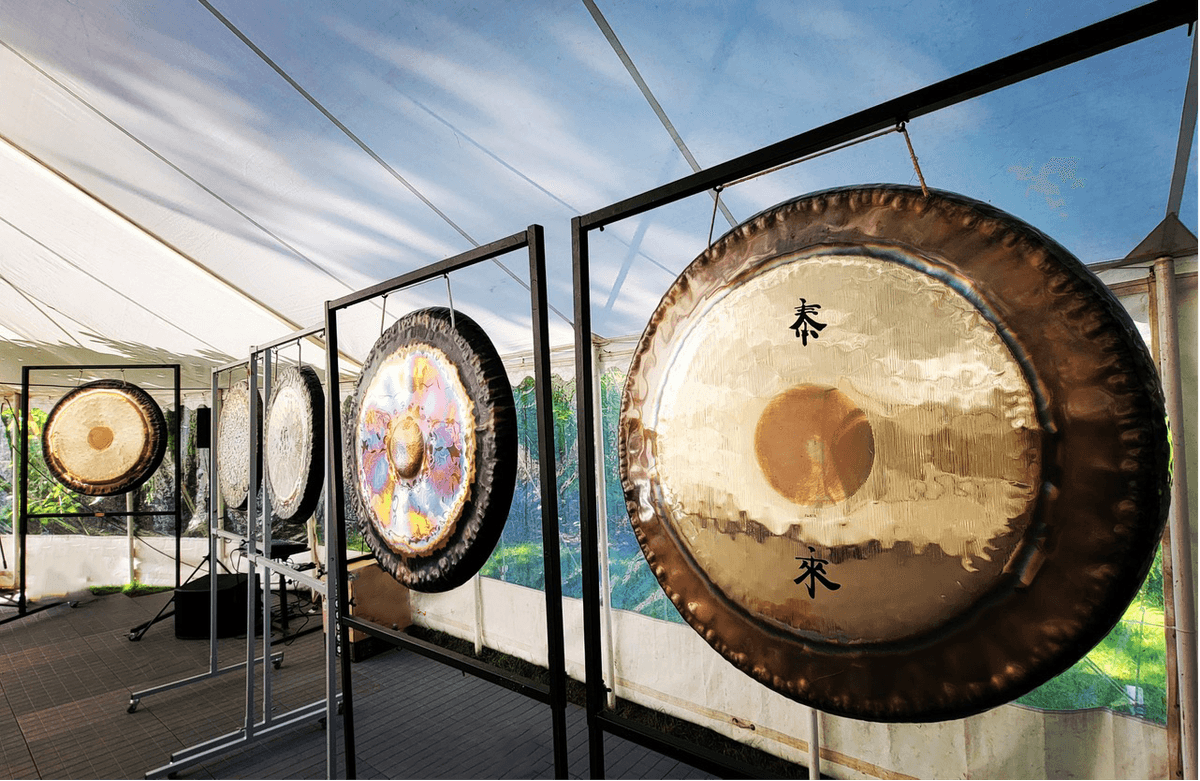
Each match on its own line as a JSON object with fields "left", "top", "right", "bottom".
{"left": 0, "top": 0, "right": 1194, "bottom": 399}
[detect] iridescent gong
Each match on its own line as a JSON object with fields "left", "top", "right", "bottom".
{"left": 620, "top": 185, "right": 1170, "bottom": 722}
{"left": 348, "top": 307, "right": 517, "bottom": 592}
{"left": 265, "top": 364, "right": 325, "bottom": 522}
{"left": 42, "top": 379, "right": 167, "bottom": 496}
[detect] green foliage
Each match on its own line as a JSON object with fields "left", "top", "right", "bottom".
{"left": 0, "top": 407, "right": 88, "bottom": 533}
{"left": 1017, "top": 575, "right": 1168, "bottom": 723}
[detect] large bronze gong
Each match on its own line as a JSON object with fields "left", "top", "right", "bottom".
{"left": 348, "top": 307, "right": 517, "bottom": 592}
{"left": 42, "top": 379, "right": 167, "bottom": 496}
{"left": 216, "top": 378, "right": 262, "bottom": 511}
{"left": 265, "top": 364, "right": 325, "bottom": 522}
{"left": 620, "top": 185, "right": 1170, "bottom": 722}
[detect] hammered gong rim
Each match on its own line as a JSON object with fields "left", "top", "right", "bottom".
{"left": 265, "top": 364, "right": 325, "bottom": 522}
{"left": 619, "top": 184, "right": 1170, "bottom": 722}
{"left": 42, "top": 379, "right": 167, "bottom": 497}
{"left": 348, "top": 306, "right": 518, "bottom": 593}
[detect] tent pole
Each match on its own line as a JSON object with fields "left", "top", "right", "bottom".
{"left": 1153, "top": 255, "right": 1196, "bottom": 780}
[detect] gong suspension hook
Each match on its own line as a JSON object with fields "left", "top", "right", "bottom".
{"left": 379, "top": 293, "right": 389, "bottom": 336}
{"left": 898, "top": 121, "right": 930, "bottom": 197}
{"left": 707, "top": 185, "right": 725, "bottom": 250}
{"left": 444, "top": 274, "right": 456, "bottom": 331}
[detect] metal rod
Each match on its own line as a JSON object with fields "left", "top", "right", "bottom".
{"left": 248, "top": 553, "right": 328, "bottom": 594}
{"left": 126, "top": 493, "right": 136, "bottom": 586}
{"left": 245, "top": 351, "right": 259, "bottom": 741}
{"left": 325, "top": 299, "right": 357, "bottom": 779}
{"left": 22, "top": 363, "right": 182, "bottom": 372}
{"left": 328, "top": 230, "right": 529, "bottom": 311}
{"left": 129, "top": 653, "right": 283, "bottom": 702}
{"left": 321, "top": 334, "right": 339, "bottom": 781}
{"left": 571, "top": 216, "right": 607, "bottom": 779}
{"left": 145, "top": 696, "right": 333, "bottom": 779}
{"left": 24, "top": 510, "right": 186, "bottom": 519}
{"left": 18, "top": 368, "right": 29, "bottom": 616}
{"left": 210, "top": 370, "right": 220, "bottom": 676}
{"left": 341, "top": 615, "right": 552, "bottom": 701}
{"left": 174, "top": 364, "right": 182, "bottom": 589}
{"left": 1154, "top": 257, "right": 1197, "bottom": 779}
{"left": 597, "top": 711, "right": 773, "bottom": 779}
{"left": 253, "top": 322, "right": 326, "bottom": 353}
{"left": 261, "top": 350, "right": 273, "bottom": 728}
{"left": 527, "top": 223, "right": 570, "bottom": 779}
{"left": 577, "top": 0, "right": 1195, "bottom": 231}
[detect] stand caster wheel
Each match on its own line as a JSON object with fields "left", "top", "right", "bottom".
{"left": 127, "top": 698, "right": 140, "bottom": 714}
{"left": 128, "top": 632, "right": 141, "bottom": 642}
{"left": 318, "top": 717, "right": 326, "bottom": 730}
{"left": 273, "top": 658, "right": 282, "bottom": 670}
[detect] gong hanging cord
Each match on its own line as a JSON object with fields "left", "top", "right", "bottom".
{"left": 707, "top": 185, "right": 725, "bottom": 249}
{"left": 899, "top": 121, "right": 930, "bottom": 197}
{"left": 379, "top": 294, "right": 388, "bottom": 336}
{"left": 444, "top": 274, "right": 456, "bottom": 331}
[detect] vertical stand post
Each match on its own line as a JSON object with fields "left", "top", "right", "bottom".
{"left": 174, "top": 365, "right": 183, "bottom": 589}
{"left": 245, "top": 353, "right": 260, "bottom": 741}
{"left": 572, "top": 217, "right": 607, "bottom": 779}
{"left": 210, "top": 371, "right": 220, "bottom": 676}
{"left": 1154, "top": 256, "right": 1196, "bottom": 780}
{"left": 18, "top": 368, "right": 30, "bottom": 617}
{"left": 528, "top": 224, "right": 569, "bottom": 779}
{"left": 325, "top": 301, "right": 357, "bottom": 779}
{"left": 261, "top": 350, "right": 274, "bottom": 728}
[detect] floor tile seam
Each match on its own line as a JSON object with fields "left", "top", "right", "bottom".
{"left": 0, "top": 678, "right": 42, "bottom": 781}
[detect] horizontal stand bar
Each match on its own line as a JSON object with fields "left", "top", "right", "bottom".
{"left": 129, "top": 652, "right": 284, "bottom": 702}
{"left": 23, "top": 363, "right": 181, "bottom": 372}
{"left": 248, "top": 553, "right": 327, "bottom": 594}
{"left": 578, "top": 0, "right": 1195, "bottom": 230}
{"left": 342, "top": 615, "right": 550, "bottom": 703}
{"left": 253, "top": 323, "right": 326, "bottom": 353}
{"left": 329, "top": 229, "right": 529, "bottom": 311}
{"left": 597, "top": 711, "right": 791, "bottom": 780}
{"left": 145, "top": 697, "right": 338, "bottom": 779}
{"left": 26, "top": 510, "right": 177, "bottom": 519}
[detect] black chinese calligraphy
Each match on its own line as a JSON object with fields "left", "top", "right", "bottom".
{"left": 794, "top": 546, "right": 841, "bottom": 598}
{"left": 790, "top": 298, "right": 826, "bottom": 345}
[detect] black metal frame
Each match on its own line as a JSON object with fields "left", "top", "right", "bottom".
{"left": 324, "top": 224, "right": 569, "bottom": 779}
{"left": 570, "top": 2, "right": 1196, "bottom": 777}
{"left": 5, "top": 363, "right": 182, "bottom": 626}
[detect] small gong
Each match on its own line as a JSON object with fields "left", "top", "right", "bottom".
{"left": 42, "top": 379, "right": 167, "bottom": 496}
{"left": 265, "top": 364, "right": 325, "bottom": 522}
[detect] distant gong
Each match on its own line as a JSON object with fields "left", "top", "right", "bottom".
{"left": 265, "top": 364, "right": 325, "bottom": 522}
{"left": 216, "top": 378, "right": 261, "bottom": 511}
{"left": 43, "top": 379, "right": 167, "bottom": 496}
{"left": 621, "top": 185, "right": 1170, "bottom": 722}
{"left": 348, "top": 307, "right": 517, "bottom": 592}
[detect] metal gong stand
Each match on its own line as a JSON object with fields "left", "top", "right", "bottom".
{"left": 324, "top": 224, "right": 569, "bottom": 779}
{"left": 6, "top": 364, "right": 182, "bottom": 628}
{"left": 569, "top": 2, "right": 1195, "bottom": 778}
{"left": 142, "top": 340, "right": 340, "bottom": 779}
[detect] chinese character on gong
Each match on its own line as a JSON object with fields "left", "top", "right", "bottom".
{"left": 795, "top": 546, "right": 841, "bottom": 599}
{"left": 790, "top": 298, "right": 826, "bottom": 346}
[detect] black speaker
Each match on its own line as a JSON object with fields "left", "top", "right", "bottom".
{"left": 174, "top": 573, "right": 262, "bottom": 639}
{"left": 196, "top": 407, "right": 211, "bottom": 449}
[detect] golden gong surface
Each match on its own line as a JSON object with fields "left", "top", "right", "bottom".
{"left": 43, "top": 379, "right": 167, "bottom": 496}
{"left": 620, "top": 185, "right": 1170, "bottom": 722}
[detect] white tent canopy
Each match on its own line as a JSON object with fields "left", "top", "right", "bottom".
{"left": 0, "top": 0, "right": 1194, "bottom": 402}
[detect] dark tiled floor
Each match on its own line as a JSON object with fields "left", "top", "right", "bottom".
{"left": 0, "top": 592, "right": 714, "bottom": 779}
